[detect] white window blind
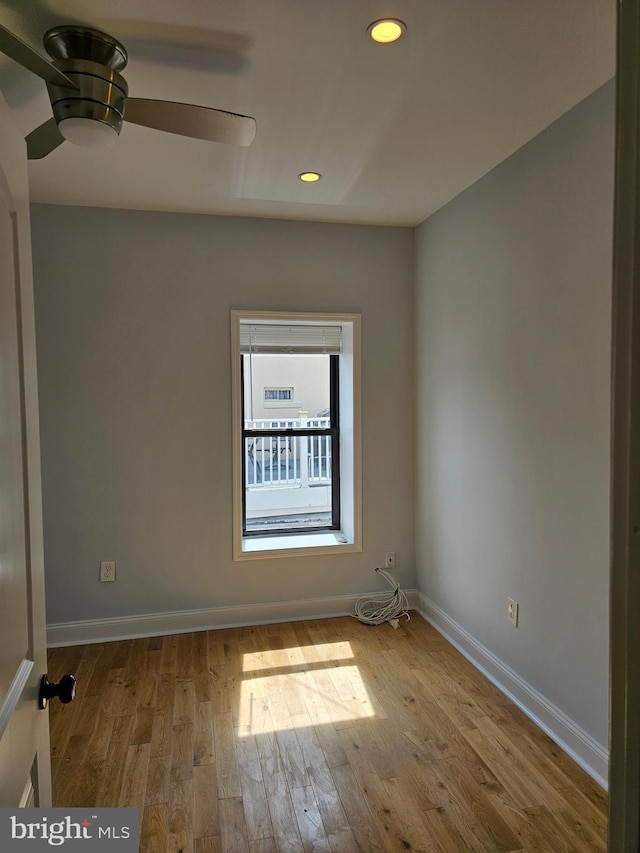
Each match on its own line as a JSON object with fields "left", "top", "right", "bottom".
{"left": 240, "top": 323, "right": 342, "bottom": 354}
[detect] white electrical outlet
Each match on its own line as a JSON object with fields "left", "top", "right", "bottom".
{"left": 507, "top": 597, "right": 519, "bottom": 627}
{"left": 100, "top": 560, "right": 116, "bottom": 582}
{"left": 385, "top": 551, "right": 396, "bottom": 570}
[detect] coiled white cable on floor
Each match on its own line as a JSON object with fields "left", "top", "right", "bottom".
{"left": 353, "top": 567, "right": 410, "bottom": 629}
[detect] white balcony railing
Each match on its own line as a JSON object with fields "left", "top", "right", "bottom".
{"left": 244, "top": 417, "right": 333, "bottom": 526}
{"left": 244, "top": 417, "right": 331, "bottom": 490}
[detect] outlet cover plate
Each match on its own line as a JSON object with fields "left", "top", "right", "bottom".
{"left": 507, "top": 597, "right": 519, "bottom": 627}
{"left": 100, "top": 560, "right": 116, "bottom": 582}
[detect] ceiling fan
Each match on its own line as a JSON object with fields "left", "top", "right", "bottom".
{"left": 0, "top": 23, "right": 257, "bottom": 159}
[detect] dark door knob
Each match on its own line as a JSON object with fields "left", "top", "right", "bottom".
{"left": 39, "top": 673, "right": 76, "bottom": 710}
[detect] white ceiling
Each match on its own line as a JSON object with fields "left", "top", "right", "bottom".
{"left": 0, "top": 0, "right": 615, "bottom": 226}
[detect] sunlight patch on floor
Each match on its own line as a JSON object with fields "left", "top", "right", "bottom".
{"left": 242, "top": 641, "right": 355, "bottom": 672}
{"left": 238, "top": 647, "right": 380, "bottom": 736}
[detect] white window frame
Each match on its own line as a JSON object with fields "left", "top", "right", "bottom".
{"left": 231, "top": 309, "right": 362, "bottom": 560}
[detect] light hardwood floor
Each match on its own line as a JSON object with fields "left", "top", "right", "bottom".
{"left": 47, "top": 614, "right": 607, "bottom": 852}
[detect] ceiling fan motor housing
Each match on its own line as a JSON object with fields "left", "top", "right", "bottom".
{"left": 44, "top": 26, "right": 129, "bottom": 138}
{"left": 46, "top": 59, "right": 128, "bottom": 135}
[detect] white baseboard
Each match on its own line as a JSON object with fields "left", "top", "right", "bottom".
{"left": 46, "top": 589, "right": 419, "bottom": 648}
{"left": 417, "top": 592, "right": 608, "bottom": 790}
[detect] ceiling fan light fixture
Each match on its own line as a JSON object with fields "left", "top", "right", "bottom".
{"left": 0, "top": 22, "right": 258, "bottom": 159}
{"left": 298, "top": 171, "right": 322, "bottom": 183}
{"left": 57, "top": 116, "right": 119, "bottom": 147}
{"left": 367, "top": 19, "right": 406, "bottom": 44}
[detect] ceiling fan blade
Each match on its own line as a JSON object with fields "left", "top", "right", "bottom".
{"left": 26, "top": 118, "right": 65, "bottom": 160}
{"left": 125, "top": 98, "right": 256, "bottom": 147}
{"left": 0, "top": 25, "right": 78, "bottom": 90}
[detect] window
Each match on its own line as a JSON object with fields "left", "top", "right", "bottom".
{"left": 264, "top": 388, "right": 293, "bottom": 401}
{"left": 231, "top": 311, "right": 361, "bottom": 559}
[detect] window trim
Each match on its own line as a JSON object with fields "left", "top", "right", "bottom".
{"left": 231, "top": 310, "right": 362, "bottom": 560}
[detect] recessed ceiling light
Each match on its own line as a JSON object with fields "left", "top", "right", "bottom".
{"left": 298, "top": 172, "right": 322, "bottom": 183}
{"left": 367, "top": 18, "right": 406, "bottom": 44}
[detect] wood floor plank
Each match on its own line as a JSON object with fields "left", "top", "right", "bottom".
{"left": 145, "top": 754, "right": 172, "bottom": 806}
{"left": 193, "top": 763, "right": 220, "bottom": 838}
{"left": 219, "top": 796, "right": 251, "bottom": 853}
{"left": 173, "top": 678, "right": 196, "bottom": 727}
{"left": 214, "top": 711, "right": 242, "bottom": 798}
{"left": 411, "top": 660, "right": 485, "bottom": 731}
{"left": 95, "top": 715, "right": 134, "bottom": 808}
{"left": 338, "top": 722, "right": 405, "bottom": 784}
{"left": 430, "top": 757, "right": 522, "bottom": 852}
{"left": 209, "top": 665, "right": 231, "bottom": 715}
{"left": 83, "top": 710, "right": 115, "bottom": 763}
{"left": 330, "top": 764, "right": 387, "bottom": 852}
{"left": 490, "top": 715, "right": 577, "bottom": 795}
{"left": 194, "top": 701, "right": 216, "bottom": 766}
{"left": 462, "top": 720, "right": 558, "bottom": 811}
{"left": 118, "top": 742, "right": 151, "bottom": 820}
{"left": 235, "top": 731, "right": 272, "bottom": 841}
{"left": 168, "top": 775, "right": 193, "bottom": 853}
{"left": 525, "top": 804, "right": 607, "bottom": 852}
{"left": 100, "top": 667, "right": 128, "bottom": 718}
{"left": 134, "top": 670, "right": 159, "bottom": 710}
{"left": 131, "top": 706, "right": 155, "bottom": 745}
{"left": 248, "top": 839, "right": 277, "bottom": 853}
{"left": 428, "top": 647, "right": 512, "bottom": 715}
{"left": 195, "top": 836, "right": 223, "bottom": 853}
{"left": 308, "top": 769, "right": 360, "bottom": 853}
{"left": 551, "top": 806, "right": 607, "bottom": 852}
{"left": 49, "top": 699, "right": 80, "bottom": 760}
{"left": 206, "top": 630, "right": 226, "bottom": 668}
{"left": 291, "top": 784, "right": 333, "bottom": 852}
{"left": 140, "top": 803, "right": 168, "bottom": 853}
{"left": 177, "top": 632, "right": 195, "bottom": 679}
{"left": 194, "top": 669, "right": 214, "bottom": 703}
{"left": 502, "top": 703, "right": 609, "bottom": 810}
{"left": 48, "top": 615, "right": 607, "bottom": 853}
{"left": 473, "top": 715, "right": 567, "bottom": 809}
{"left": 256, "top": 729, "right": 287, "bottom": 800}
{"left": 50, "top": 757, "right": 63, "bottom": 788}
{"left": 70, "top": 692, "right": 102, "bottom": 738}
{"left": 557, "top": 784, "right": 608, "bottom": 841}
{"left": 267, "top": 788, "right": 304, "bottom": 853}
{"left": 275, "top": 727, "right": 309, "bottom": 790}
{"left": 160, "top": 634, "right": 179, "bottom": 674}
{"left": 498, "top": 809, "right": 559, "bottom": 852}
{"left": 150, "top": 673, "right": 175, "bottom": 758}
{"left": 171, "top": 722, "right": 194, "bottom": 781}
{"left": 420, "top": 805, "right": 475, "bottom": 853}
{"left": 52, "top": 737, "right": 104, "bottom": 808}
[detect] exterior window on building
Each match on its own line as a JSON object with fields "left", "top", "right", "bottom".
{"left": 264, "top": 388, "right": 293, "bottom": 401}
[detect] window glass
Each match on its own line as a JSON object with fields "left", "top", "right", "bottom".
{"left": 242, "top": 353, "right": 338, "bottom": 535}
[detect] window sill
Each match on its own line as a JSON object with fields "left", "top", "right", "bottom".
{"left": 235, "top": 530, "right": 360, "bottom": 561}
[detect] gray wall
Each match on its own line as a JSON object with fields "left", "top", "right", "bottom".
{"left": 31, "top": 209, "right": 415, "bottom": 624}
{"left": 414, "top": 81, "right": 614, "bottom": 747}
